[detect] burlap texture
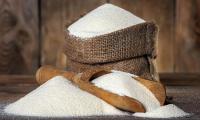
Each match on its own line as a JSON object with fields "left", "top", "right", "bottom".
{"left": 66, "top": 56, "right": 158, "bottom": 81}
{"left": 64, "top": 22, "right": 158, "bottom": 64}
{"left": 64, "top": 22, "right": 159, "bottom": 81}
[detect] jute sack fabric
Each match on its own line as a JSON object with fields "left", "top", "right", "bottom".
{"left": 66, "top": 56, "right": 158, "bottom": 81}
{"left": 64, "top": 22, "right": 159, "bottom": 81}
{"left": 64, "top": 22, "right": 157, "bottom": 64}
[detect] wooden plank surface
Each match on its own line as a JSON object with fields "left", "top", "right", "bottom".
{"left": 175, "top": 0, "right": 200, "bottom": 72}
{"left": 160, "top": 73, "right": 200, "bottom": 86}
{"left": 41, "top": 0, "right": 65, "bottom": 69}
{"left": 0, "top": 0, "right": 39, "bottom": 74}
{"left": 110, "top": 0, "right": 175, "bottom": 73}
{"left": 41, "top": 0, "right": 106, "bottom": 69}
{"left": 0, "top": 73, "right": 200, "bottom": 86}
{"left": 0, "top": 75, "right": 35, "bottom": 84}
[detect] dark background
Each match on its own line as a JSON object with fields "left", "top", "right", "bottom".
{"left": 0, "top": 0, "right": 200, "bottom": 79}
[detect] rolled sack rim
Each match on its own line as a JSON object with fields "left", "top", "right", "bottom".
{"left": 64, "top": 22, "right": 158, "bottom": 64}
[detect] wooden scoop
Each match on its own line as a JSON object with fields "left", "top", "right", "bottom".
{"left": 74, "top": 68, "right": 166, "bottom": 106}
{"left": 36, "top": 66, "right": 165, "bottom": 112}
{"left": 36, "top": 66, "right": 145, "bottom": 112}
{"left": 133, "top": 77, "right": 166, "bottom": 106}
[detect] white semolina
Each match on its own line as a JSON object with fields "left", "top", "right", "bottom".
{"left": 4, "top": 71, "right": 190, "bottom": 118}
{"left": 68, "top": 4, "right": 145, "bottom": 38}
{"left": 4, "top": 76, "right": 124, "bottom": 117}
{"left": 133, "top": 104, "right": 190, "bottom": 118}
{"left": 93, "top": 71, "right": 190, "bottom": 118}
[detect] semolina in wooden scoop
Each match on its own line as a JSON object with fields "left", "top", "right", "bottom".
{"left": 36, "top": 65, "right": 166, "bottom": 113}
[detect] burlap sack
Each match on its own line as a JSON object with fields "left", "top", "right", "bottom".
{"left": 64, "top": 22, "right": 159, "bottom": 81}
{"left": 66, "top": 56, "right": 158, "bottom": 81}
{"left": 64, "top": 22, "right": 157, "bottom": 64}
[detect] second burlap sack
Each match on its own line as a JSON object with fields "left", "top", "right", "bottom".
{"left": 64, "top": 22, "right": 159, "bottom": 81}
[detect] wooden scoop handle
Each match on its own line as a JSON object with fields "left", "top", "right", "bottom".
{"left": 36, "top": 65, "right": 76, "bottom": 84}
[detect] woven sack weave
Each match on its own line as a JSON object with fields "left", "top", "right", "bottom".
{"left": 66, "top": 56, "right": 158, "bottom": 81}
{"left": 64, "top": 22, "right": 159, "bottom": 81}
{"left": 64, "top": 22, "right": 157, "bottom": 64}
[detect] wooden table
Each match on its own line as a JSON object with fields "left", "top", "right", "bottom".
{"left": 0, "top": 74, "right": 200, "bottom": 120}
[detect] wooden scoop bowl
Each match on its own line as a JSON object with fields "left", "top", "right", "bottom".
{"left": 36, "top": 66, "right": 166, "bottom": 112}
